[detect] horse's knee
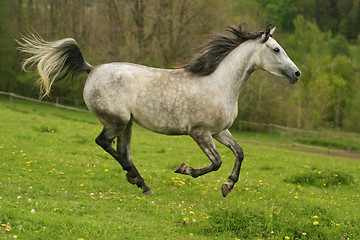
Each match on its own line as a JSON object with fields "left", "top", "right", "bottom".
{"left": 236, "top": 146, "right": 244, "bottom": 161}
{"left": 212, "top": 158, "right": 222, "bottom": 171}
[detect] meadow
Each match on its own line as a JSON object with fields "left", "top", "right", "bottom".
{"left": 0, "top": 96, "right": 359, "bottom": 240}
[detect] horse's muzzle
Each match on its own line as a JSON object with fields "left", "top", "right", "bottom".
{"left": 289, "top": 70, "right": 301, "bottom": 84}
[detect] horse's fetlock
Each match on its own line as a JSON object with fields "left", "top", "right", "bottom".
{"left": 126, "top": 172, "right": 138, "bottom": 184}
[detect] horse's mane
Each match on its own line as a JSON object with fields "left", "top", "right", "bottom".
{"left": 183, "top": 24, "right": 272, "bottom": 76}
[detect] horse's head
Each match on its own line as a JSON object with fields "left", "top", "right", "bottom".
{"left": 256, "top": 27, "right": 300, "bottom": 84}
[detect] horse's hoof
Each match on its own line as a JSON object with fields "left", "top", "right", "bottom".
{"left": 174, "top": 163, "right": 189, "bottom": 174}
{"left": 126, "top": 172, "right": 138, "bottom": 184}
{"left": 221, "top": 183, "right": 231, "bottom": 197}
{"left": 143, "top": 189, "right": 154, "bottom": 195}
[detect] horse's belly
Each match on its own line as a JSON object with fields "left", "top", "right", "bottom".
{"left": 132, "top": 109, "right": 190, "bottom": 135}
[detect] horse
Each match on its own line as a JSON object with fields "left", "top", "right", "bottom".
{"left": 17, "top": 24, "right": 300, "bottom": 197}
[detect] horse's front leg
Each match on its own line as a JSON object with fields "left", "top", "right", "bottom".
{"left": 174, "top": 130, "right": 222, "bottom": 178}
{"left": 213, "top": 129, "right": 244, "bottom": 197}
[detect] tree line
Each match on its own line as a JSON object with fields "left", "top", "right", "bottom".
{"left": 1, "top": 0, "right": 359, "bottom": 133}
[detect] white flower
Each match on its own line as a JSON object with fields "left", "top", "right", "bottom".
{"left": 31, "top": 209, "right": 36, "bottom": 213}
{"left": 17, "top": 196, "right": 21, "bottom": 199}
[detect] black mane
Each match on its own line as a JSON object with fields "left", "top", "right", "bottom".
{"left": 183, "top": 24, "right": 272, "bottom": 76}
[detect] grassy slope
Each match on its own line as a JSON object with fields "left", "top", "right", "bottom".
{"left": 0, "top": 96, "right": 359, "bottom": 239}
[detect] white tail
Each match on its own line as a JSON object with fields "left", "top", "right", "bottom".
{"left": 17, "top": 34, "right": 92, "bottom": 98}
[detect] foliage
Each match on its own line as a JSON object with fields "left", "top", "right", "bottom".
{"left": 283, "top": 15, "right": 356, "bottom": 130}
{"left": 1, "top": 0, "right": 360, "bottom": 133}
{"left": 0, "top": 98, "right": 359, "bottom": 239}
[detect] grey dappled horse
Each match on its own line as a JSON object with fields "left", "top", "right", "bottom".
{"left": 18, "top": 24, "right": 300, "bottom": 197}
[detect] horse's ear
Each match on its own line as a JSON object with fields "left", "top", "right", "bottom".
{"left": 269, "top": 26, "right": 276, "bottom": 36}
{"left": 261, "top": 24, "right": 275, "bottom": 43}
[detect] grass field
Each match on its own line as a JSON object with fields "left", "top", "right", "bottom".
{"left": 0, "top": 96, "right": 359, "bottom": 240}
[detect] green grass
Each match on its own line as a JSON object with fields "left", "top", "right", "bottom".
{"left": 0, "top": 96, "right": 359, "bottom": 239}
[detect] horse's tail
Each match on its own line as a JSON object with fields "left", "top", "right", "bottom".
{"left": 17, "top": 33, "right": 93, "bottom": 98}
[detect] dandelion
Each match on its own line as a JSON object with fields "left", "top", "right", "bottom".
{"left": 313, "top": 221, "right": 319, "bottom": 226}
{"left": 183, "top": 217, "right": 189, "bottom": 222}
{"left": 189, "top": 233, "right": 194, "bottom": 237}
{"left": 284, "top": 236, "right": 290, "bottom": 240}
{"left": 302, "top": 232, "right": 307, "bottom": 236}
{"left": 0, "top": 196, "right": 2, "bottom": 200}
{"left": 189, "top": 211, "right": 195, "bottom": 215}
{"left": 104, "top": 169, "right": 109, "bottom": 172}
{"left": 1, "top": 224, "right": 6, "bottom": 227}
{"left": 313, "top": 215, "right": 319, "bottom": 219}
{"left": 5, "top": 228, "right": 11, "bottom": 232}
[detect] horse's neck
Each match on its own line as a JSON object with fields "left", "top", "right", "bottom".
{"left": 211, "top": 41, "right": 257, "bottom": 99}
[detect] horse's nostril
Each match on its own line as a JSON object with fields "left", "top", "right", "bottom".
{"left": 295, "top": 71, "right": 301, "bottom": 77}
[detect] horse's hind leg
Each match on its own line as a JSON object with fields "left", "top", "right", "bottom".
{"left": 213, "top": 129, "right": 244, "bottom": 197}
{"left": 174, "top": 130, "right": 222, "bottom": 178}
{"left": 116, "top": 120, "right": 153, "bottom": 194}
{"left": 95, "top": 123, "right": 153, "bottom": 194}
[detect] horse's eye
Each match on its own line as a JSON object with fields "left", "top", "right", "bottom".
{"left": 274, "top": 47, "right": 280, "bottom": 53}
